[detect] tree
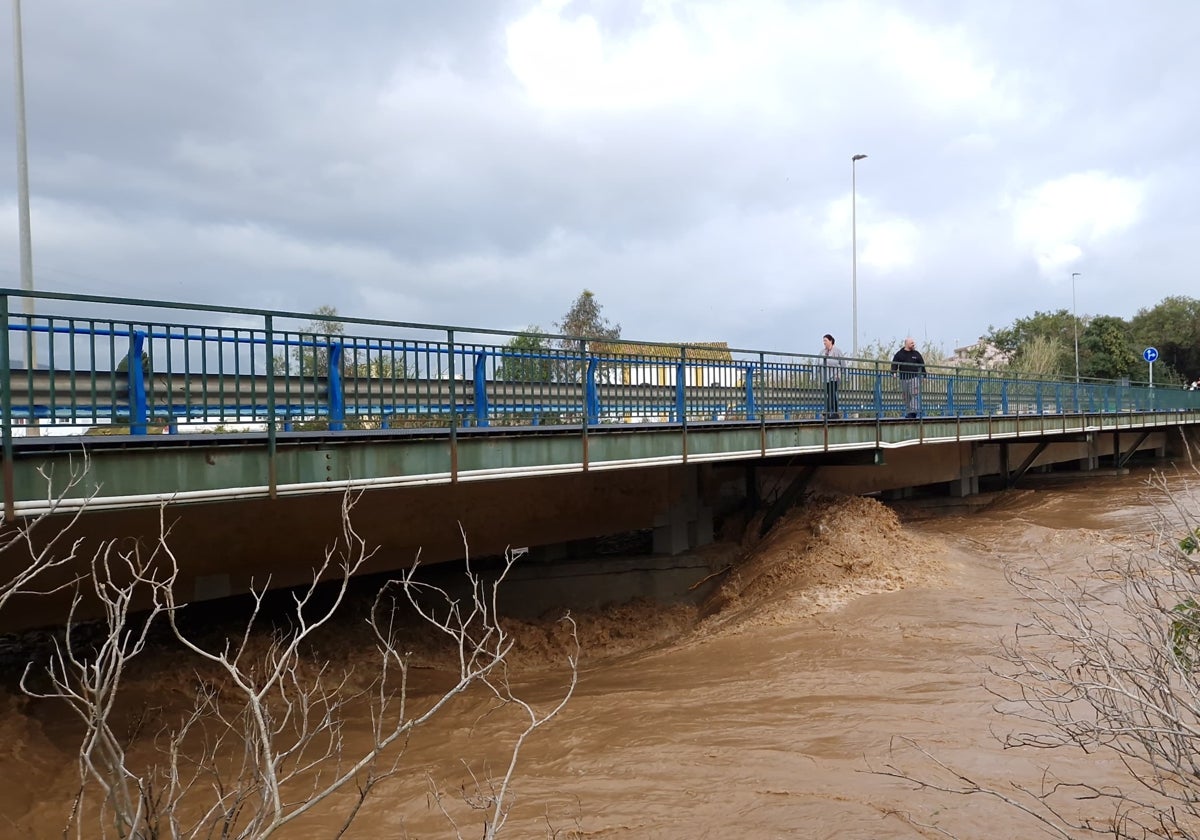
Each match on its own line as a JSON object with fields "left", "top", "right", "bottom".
{"left": 987, "top": 309, "right": 1075, "bottom": 356}
{"left": 987, "top": 309, "right": 1077, "bottom": 378}
{"left": 351, "top": 352, "right": 406, "bottom": 380}
{"left": 553, "top": 290, "right": 621, "bottom": 385}
{"left": 879, "top": 466, "right": 1200, "bottom": 838}
{"left": 9, "top": 491, "right": 579, "bottom": 840}
{"left": 1130, "top": 295, "right": 1200, "bottom": 384}
{"left": 496, "top": 326, "right": 553, "bottom": 383}
{"left": 273, "top": 305, "right": 344, "bottom": 378}
{"left": 272, "top": 306, "right": 411, "bottom": 430}
{"left": 555, "top": 290, "right": 620, "bottom": 344}
{"left": 1008, "top": 334, "right": 1067, "bottom": 378}
{"left": 0, "top": 458, "right": 93, "bottom": 616}
{"left": 1080, "top": 314, "right": 1137, "bottom": 380}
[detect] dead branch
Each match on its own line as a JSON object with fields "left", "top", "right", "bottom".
{"left": 0, "top": 453, "right": 97, "bottom": 613}
{"left": 20, "top": 489, "right": 579, "bottom": 840}
{"left": 877, "top": 466, "right": 1200, "bottom": 838}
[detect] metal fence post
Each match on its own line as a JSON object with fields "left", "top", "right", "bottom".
{"left": 1, "top": 294, "right": 14, "bottom": 519}
{"left": 129, "top": 330, "right": 148, "bottom": 435}
{"left": 745, "top": 361, "right": 757, "bottom": 422}
{"left": 586, "top": 357, "right": 600, "bottom": 424}
{"left": 328, "top": 341, "right": 345, "bottom": 431}
{"left": 473, "top": 352, "right": 490, "bottom": 427}
{"left": 674, "top": 349, "right": 686, "bottom": 424}
{"left": 448, "top": 330, "right": 458, "bottom": 481}
{"left": 873, "top": 361, "right": 884, "bottom": 418}
{"left": 265, "top": 314, "right": 277, "bottom": 498}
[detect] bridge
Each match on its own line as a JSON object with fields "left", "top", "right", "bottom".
{"left": 3, "top": 288, "right": 1199, "bottom": 627}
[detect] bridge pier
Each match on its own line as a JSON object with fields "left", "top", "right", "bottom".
{"left": 1078, "top": 433, "right": 1101, "bottom": 471}
{"left": 947, "top": 473, "right": 979, "bottom": 497}
{"left": 947, "top": 442, "right": 980, "bottom": 497}
{"left": 653, "top": 466, "right": 713, "bottom": 556}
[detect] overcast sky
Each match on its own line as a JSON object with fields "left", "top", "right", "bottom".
{"left": 1, "top": 1, "right": 1195, "bottom": 356}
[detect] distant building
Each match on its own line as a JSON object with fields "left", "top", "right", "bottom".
{"left": 952, "top": 338, "right": 1010, "bottom": 370}
{"left": 597, "top": 341, "right": 734, "bottom": 387}
{"left": 593, "top": 341, "right": 735, "bottom": 422}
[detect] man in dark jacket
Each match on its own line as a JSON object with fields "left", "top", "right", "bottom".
{"left": 890, "top": 337, "right": 925, "bottom": 418}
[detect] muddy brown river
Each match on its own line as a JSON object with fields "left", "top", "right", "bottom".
{"left": 0, "top": 467, "right": 1190, "bottom": 838}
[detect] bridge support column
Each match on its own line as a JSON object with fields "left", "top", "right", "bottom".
{"left": 947, "top": 473, "right": 978, "bottom": 497}
{"left": 1079, "top": 433, "right": 1101, "bottom": 471}
{"left": 948, "top": 443, "right": 979, "bottom": 498}
{"left": 653, "top": 505, "right": 690, "bottom": 555}
{"left": 653, "top": 466, "right": 713, "bottom": 556}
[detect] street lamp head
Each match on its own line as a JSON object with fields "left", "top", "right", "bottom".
{"left": 852, "top": 154, "right": 868, "bottom": 161}
{"left": 1072, "top": 272, "right": 1081, "bottom": 279}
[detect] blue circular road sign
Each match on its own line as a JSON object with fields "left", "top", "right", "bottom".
{"left": 1144, "top": 347, "right": 1159, "bottom": 363}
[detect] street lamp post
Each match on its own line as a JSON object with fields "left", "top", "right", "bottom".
{"left": 1071, "top": 271, "right": 1081, "bottom": 382}
{"left": 12, "top": 0, "right": 33, "bottom": 305}
{"left": 12, "top": 0, "right": 39, "bottom": 436}
{"left": 851, "top": 153, "right": 867, "bottom": 357}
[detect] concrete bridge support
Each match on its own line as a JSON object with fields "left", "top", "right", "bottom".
{"left": 948, "top": 442, "right": 980, "bottom": 498}
{"left": 653, "top": 465, "right": 714, "bottom": 556}
{"left": 1079, "top": 433, "right": 1102, "bottom": 472}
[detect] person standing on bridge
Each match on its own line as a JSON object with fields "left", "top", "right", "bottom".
{"left": 820, "top": 334, "right": 845, "bottom": 419}
{"left": 890, "top": 337, "right": 925, "bottom": 419}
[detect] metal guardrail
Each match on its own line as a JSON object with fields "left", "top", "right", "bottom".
{"left": 3, "top": 288, "right": 1198, "bottom": 444}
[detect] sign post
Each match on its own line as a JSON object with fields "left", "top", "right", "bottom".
{"left": 1143, "top": 347, "right": 1159, "bottom": 388}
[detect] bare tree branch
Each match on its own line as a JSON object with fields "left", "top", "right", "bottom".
{"left": 878, "top": 463, "right": 1200, "bottom": 838}
{"left": 19, "top": 488, "right": 579, "bottom": 839}
{"left": 0, "top": 454, "right": 96, "bottom": 613}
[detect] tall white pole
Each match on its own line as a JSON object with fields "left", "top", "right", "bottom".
{"left": 851, "top": 154, "right": 866, "bottom": 356}
{"left": 12, "top": 0, "right": 33, "bottom": 305}
{"left": 1071, "top": 271, "right": 1081, "bottom": 382}
{"left": 12, "top": 0, "right": 38, "bottom": 436}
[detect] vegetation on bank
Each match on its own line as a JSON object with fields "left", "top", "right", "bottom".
{"left": 983, "top": 294, "right": 1200, "bottom": 384}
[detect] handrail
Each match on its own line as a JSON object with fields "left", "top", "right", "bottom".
{"left": 3, "top": 288, "right": 1198, "bottom": 438}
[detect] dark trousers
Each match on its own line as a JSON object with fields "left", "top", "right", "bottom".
{"left": 825, "top": 380, "right": 840, "bottom": 417}
{"left": 900, "top": 376, "right": 920, "bottom": 417}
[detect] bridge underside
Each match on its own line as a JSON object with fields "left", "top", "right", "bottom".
{"left": 2, "top": 416, "right": 1195, "bottom": 631}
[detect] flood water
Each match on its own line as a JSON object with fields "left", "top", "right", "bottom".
{"left": 0, "top": 466, "right": 1191, "bottom": 839}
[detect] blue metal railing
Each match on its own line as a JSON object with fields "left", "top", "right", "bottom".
{"left": 3, "top": 288, "right": 1198, "bottom": 441}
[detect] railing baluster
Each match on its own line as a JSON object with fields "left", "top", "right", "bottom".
{"left": 129, "top": 330, "right": 148, "bottom": 435}
{"left": 674, "top": 354, "right": 685, "bottom": 424}
{"left": 745, "top": 361, "right": 757, "bottom": 422}
{"left": 2, "top": 294, "right": 14, "bottom": 520}
{"left": 473, "top": 351, "right": 489, "bottom": 427}
{"left": 328, "top": 341, "right": 345, "bottom": 432}
{"left": 586, "top": 357, "right": 600, "bottom": 425}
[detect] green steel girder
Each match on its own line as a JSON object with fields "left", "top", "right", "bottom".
{"left": 5, "top": 411, "right": 1198, "bottom": 514}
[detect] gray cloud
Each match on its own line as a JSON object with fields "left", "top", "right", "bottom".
{"left": 1, "top": 0, "right": 1197, "bottom": 357}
